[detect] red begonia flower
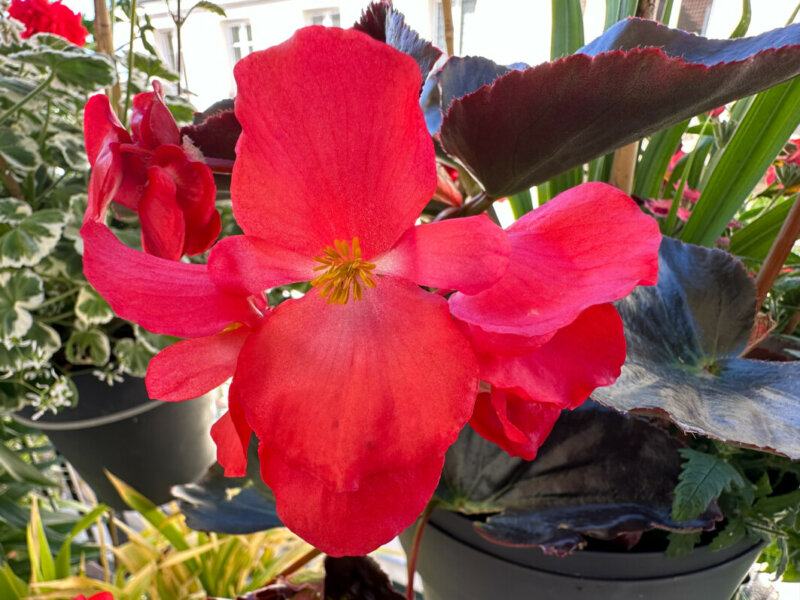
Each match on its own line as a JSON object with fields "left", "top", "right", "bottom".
{"left": 71, "top": 593, "right": 114, "bottom": 600}
{"left": 81, "top": 26, "right": 511, "bottom": 556}
{"left": 450, "top": 184, "right": 659, "bottom": 458}
{"left": 469, "top": 387, "right": 562, "bottom": 461}
{"left": 8, "top": 0, "right": 88, "bottom": 46}
{"left": 83, "top": 81, "right": 220, "bottom": 260}
{"left": 449, "top": 183, "right": 659, "bottom": 352}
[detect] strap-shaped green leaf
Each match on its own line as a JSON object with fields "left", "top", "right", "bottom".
{"left": 682, "top": 77, "right": 800, "bottom": 246}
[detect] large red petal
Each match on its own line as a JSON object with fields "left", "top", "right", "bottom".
{"left": 478, "top": 304, "right": 626, "bottom": 409}
{"left": 145, "top": 326, "right": 251, "bottom": 401}
{"left": 374, "top": 215, "right": 510, "bottom": 294}
{"left": 207, "top": 235, "right": 318, "bottom": 296}
{"left": 83, "top": 94, "right": 131, "bottom": 166}
{"left": 138, "top": 166, "right": 185, "bottom": 261}
{"left": 210, "top": 379, "right": 252, "bottom": 477}
{"left": 469, "top": 388, "right": 562, "bottom": 461}
{"left": 259, "top": 442, "right": 444, "bottom": 556}
{"left": 234, "top": 277, "right": 477, "bottom": 492}
{"left": 449, "top": 183, "right": 660, "bottom": 338}
{"left": 130, "top": 80, "right": 181, "bottom": 149}
{"left": 81, "top": 221, "right": 254, "bottom": 337}
{"left": 232, "top": 27, "right": 435, "bottom": 258}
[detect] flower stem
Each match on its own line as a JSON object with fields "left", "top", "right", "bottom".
{"left": 755, "top": 191, "right": 800, "bottom": 311}
{"left": 0, "top": 69, "right": 54, "bottom": 125}
{"left": 263, "top": 546, "right": 321, "bottom": 587}
{"left": 0, "top": 154, "right": 23, "bottom": 200}
{"left": 123, "top": 0, "right": 138, "bottom": 126}
{"left": 441, "top": 0, "right": 455, "bottom": 56}
{"left": 406, "top": 500, "right": 437, "bottom": 600}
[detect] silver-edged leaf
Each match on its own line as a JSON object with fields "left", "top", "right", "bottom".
{"left": 0, "top": 126, "right": 41, "bottom": 170}
{"left": 75, "top": 286, "right": 113, "bottom": 325}
{"left": 0, "top": 269, "right": 44, "bottom": 341}
{"left": 0, "top": 209, "right": 66, "bottom": 268}
{"left": 64, "top": 327, "right": 111, "bottom": 366}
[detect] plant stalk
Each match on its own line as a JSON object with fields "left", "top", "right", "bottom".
{"left": 176, "top": 0, "right": 183, "bottom": 94}
{"left": 123, "top": 0, "right": 137, "bottom": 125}
{"left": 608, "top": 0, "right": 657, "bottom": 194}
{"left": 94, "top": 0, "right": 122, "bottom": 117}
{"left": 406, "top": 501, "right": 436, "bottom": 600}
{"left": 0, "top": 154, "right": 24, "bottom": 200}
{"left": 441, "top": 0, "right": 454, "bottom": 56}
{"left": 755, "top": 193, "right": 800, "bottom": 310}
{"left": 262, "top": 546, "right": 321, "bottom": 588}
{"left": 0, "top": 69, "right": 54, "bottom": 125}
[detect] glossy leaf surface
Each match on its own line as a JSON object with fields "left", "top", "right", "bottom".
{"left": 437, "top": 403, "right": 719, "bottom": 556}
{"left": 439, "top": 19, "right": 800, "bottom": 198}
{"left": 593, "top": 237, "right": 800, "bottom": 459}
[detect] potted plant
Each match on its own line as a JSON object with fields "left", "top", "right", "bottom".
{"left": 0, "top": 0, "right": 219, "bottom": 510}
{"left": 66, "top": 0, "right": 800, "bottom": 597}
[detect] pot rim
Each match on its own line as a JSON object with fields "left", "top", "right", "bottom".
{"left": 13, "top": 399, "right": 163, "bottom": 431}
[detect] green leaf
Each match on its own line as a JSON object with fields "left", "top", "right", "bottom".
{"left": 45, "top": 131, "right": 88, "bottom": 170}
{"left": 106, "top": 471, "right": 201, "bottom": 573}
{"left": 507, "top": 189, "right": 533, "bottom": 219}
{"left": 165, "top": 94, "right": 196, "bottom": 124}
{"left": 730, "top": 0, "right": 751, "bottom": 39}
{"left": 551, "top": 0, "right": 584, "bottom": 59}
{"left": 665, "top": 531, "right": 702, "bottom": 557}
{"left": 54, "top": 504, "right": 108, "bottom": 578}
{"left": 0, "top": 209, "right": 66, "bottom": 268}
{"left": 64, "top": 328, "right": 111, "bottom": 366}
{"left": 0, "top": 126, "right": 41, "bottom": 170}
{"left": 131, "top": 52, "right": 179, "bottom": 82}
{"left": 730, "top": 196, "right": 796, "bottom": 262}
{"left": 75, "top": 286, "right": 114, "bottom": 325}
{"left": 0, "top": 563, "right": 28, "bottom": 599}
{"left": 0, "top": 198, "right": 32, "bottom": 224}
{"left": 708, "top": 518, "right": 747, "bottom": 551}
{"left": 682, "top": 77, "right": 800, "bottom": 246}
{"left": 0, "top": 442, "right": 55, "bottom": 486}
{"left": 190, "top": 0, "right": 227, "bottom": 17}
{"left": 114, "top": 338, "right": 154, "bottom": 378}
{"left": 634, "top": 121, "right": 688, "bottom": 199}
{"left": 27, "top": 498, "right": 56, "bottom": 582}
{"left": 603, "top": 0, "right": 638, "bottom": 30}
{"left": 0, "top": 269, "right": 44, "bottom": 341}
{"left": 11, "top": 39, "right": 116, "bottom": 90}
{"left": 672, "top": 449, "right": 747, "bottom": 521}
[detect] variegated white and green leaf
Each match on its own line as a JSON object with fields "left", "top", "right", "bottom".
{"left": 64, "top": 327, "right": 110, "bottom": 366}
{"left": 0, "top": 209, "right": 66, "bottom": 268}
{"left": 134, "top": 324, "right": 176, "bottom": 354}
{"left": 114, "top": 338, "right": 154, "bottom": 378}
{"left": 46, "top": 131, "right": 88, "bottom": 171}
{"left": 75, "top": 286, "right": 113, "bottom": 325}
{"left": 0, "top": 198, "right": 32, "bottom": 225}
{"left": 0, "top": 322, "right": 61, "bottom": 373}
{"left": 62, "top": 193, "right": 87, "bottom": 241}
{"left": 0, "top": 126, "right": 41, "bottom": 171}
{"left": 0, "top": 269, "right": 44, "bottom": 341}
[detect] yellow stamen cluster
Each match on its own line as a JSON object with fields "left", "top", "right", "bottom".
{"left": 311, "top": 237, "right": 377, "bottom": 305}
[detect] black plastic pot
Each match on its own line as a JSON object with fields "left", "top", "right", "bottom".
{"left": 400, "top": 510, "right": 763, "bottom": 600}
{"left": 15, "top": 374, "right": 216, "bottom": 511}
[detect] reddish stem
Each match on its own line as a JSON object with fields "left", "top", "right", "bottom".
{"left": 755, "top": 193, "right": 800, "bottom": 311}
{"left": 204, "top": 157, "right": 235, "bottom": 173}
{"left": 406, "top": 501, "right": 437, "bottom": 600}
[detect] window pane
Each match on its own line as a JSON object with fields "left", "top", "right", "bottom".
{"left": 231, "top": 25, "right": 240, "bottom": 43}
{"left": 234, "top": 46, "right": 242, "bottom": 61}
{"left": 312, "top": 14, "right": 324, "bottom": 25}
{"left": 331, "top": 13, "right": 340, "bottom": 27}
{"left": 246, "top": 24, "right": 253, "bottom": 41}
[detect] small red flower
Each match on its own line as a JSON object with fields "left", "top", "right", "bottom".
{"left": 83, "top": 81, "right": 221, "bottom": 260}
{"left": 766, "top": 137, "right": 800, "bottom": 190}
{"left": 8, "top": 0, "right": 88, "bottom": 46}
{"left": 71, "top": 593, "right": 114, "bottom": 600}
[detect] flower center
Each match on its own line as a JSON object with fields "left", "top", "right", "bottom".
{"left": 310, "top": 237, "right": 377, "bottom": 305}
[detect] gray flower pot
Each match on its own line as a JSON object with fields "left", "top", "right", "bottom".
{"left": 400, "top": 509, "right": 762, "bottom": 600}
{"left": 15, "top": 374, "right": 216, "bottom": 511}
